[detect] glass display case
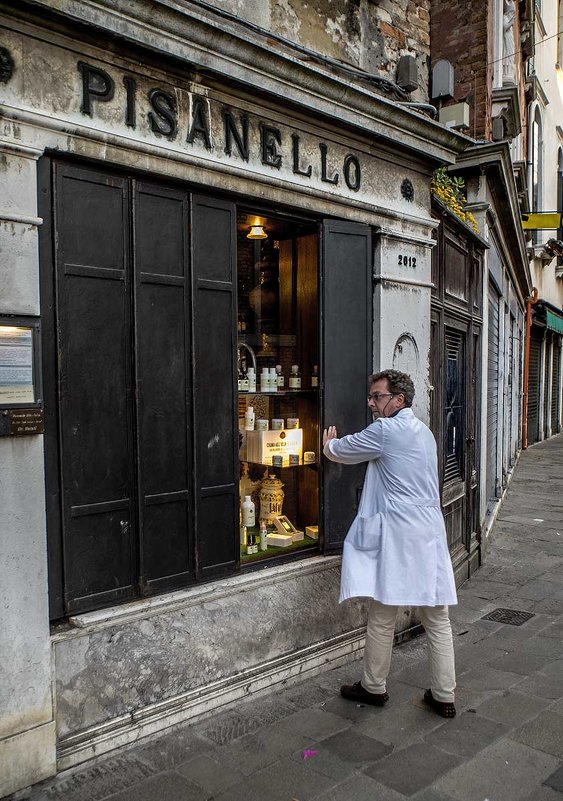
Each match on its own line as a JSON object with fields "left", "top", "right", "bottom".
{"left": 237, "top": 211, "right": 320, "bottom": 562}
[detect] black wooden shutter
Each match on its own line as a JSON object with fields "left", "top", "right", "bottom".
{"left": 191, "top": 196, "right": 238, "bottom": 578}
{"left": 133, "top": 181, "right": 193, "bottom": 593}
{"left": 54, "top": 163, "right": 136, "bottom": 612}
{"left": 321, "top": 220, "right": 372, "bottom": 551}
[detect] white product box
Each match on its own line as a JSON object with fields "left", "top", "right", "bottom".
{"left": 305, "top": 525, "right": 319, "bottom": 540}
{"left": 246, "top": 428, "right": 303, "bottom": 465}
{"left": 266, "top": 533, "right": 293, "bottom": 548}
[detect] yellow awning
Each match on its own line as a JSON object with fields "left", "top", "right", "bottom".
{"left": 521, "top": 212, "right": 563, "bottom": 230}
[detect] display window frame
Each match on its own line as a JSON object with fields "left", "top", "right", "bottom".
{"left": 39, "top": 153, "right": 372, "bottom": 620}
{"left": 0, "top": 314, "right": 42, "bottom": 410}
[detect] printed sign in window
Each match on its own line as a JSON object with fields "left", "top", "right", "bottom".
{"left": 0, "top": 326, "right": 35, "bottom": 404}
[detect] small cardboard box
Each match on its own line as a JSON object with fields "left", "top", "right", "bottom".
{"left": 266, "top": 533, "right": 293, "bottom": 548}
{"left": 246, "top": 428, "right": 303, "bottom": 465}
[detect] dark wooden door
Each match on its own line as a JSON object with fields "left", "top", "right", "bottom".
{"left": 321, "top": 220, "right": 372, "bottom": 551}
{"left": 133, "top": 181, "right": 193, "bottom": 594}
{"left": 54, "top": 163, "right": 137, "bottom": 612}
{"left": 191, "top": 196, "right": 239, "bottom": 579}
{"left": 441, "top": 324, "right": 468, "bottom": 560}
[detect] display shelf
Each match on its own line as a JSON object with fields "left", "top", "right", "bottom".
{"left": 238, "top": 389, "right": 318, "bottom": 396}
{"left": 240, "top": 535, "right": 318, "bottom": 562}
{"left": 245, "top": 459, "right": 319, "bottom": 470}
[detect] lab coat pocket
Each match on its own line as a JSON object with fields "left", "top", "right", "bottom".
{"left": 354, "top": 513, "right": 383, "bottom": 553}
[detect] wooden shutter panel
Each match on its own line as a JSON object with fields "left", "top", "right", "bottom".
{"left": 321, "top": 220, "right": 372, "bottom": 551}
{"left": 54, "top": 163, "right": 136, "bottom": 612}
{"left": 191, "top": 196, "right": 238, "bottom": 578}
{"left": 133, "top": 181, "right": 193, "bottom": 593}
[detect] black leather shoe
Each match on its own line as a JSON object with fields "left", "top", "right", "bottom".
{"left": 340, "top": 681, "right": 389, "bottom": 706}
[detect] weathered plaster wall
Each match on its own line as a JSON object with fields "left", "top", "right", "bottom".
{"left": 0, "top": 146, "right": 56, "bottom": 794}
{"left": 202, "top": 0, "right": 431, "bottom": 101}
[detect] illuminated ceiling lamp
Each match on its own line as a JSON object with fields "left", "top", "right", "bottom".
{"left": 247, "top": 222, "right": 267, "bottom": 240}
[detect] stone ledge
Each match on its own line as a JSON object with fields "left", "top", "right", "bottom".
{"left": 54, "top": 555, "right": 341, "bottom": 637}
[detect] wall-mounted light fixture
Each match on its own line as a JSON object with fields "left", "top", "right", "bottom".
{"left": 247, "top": 223, "right": 267, "bottom": 240}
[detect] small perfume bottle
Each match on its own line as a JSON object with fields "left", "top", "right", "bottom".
{"left": 246, "top": 532, "right": 253, "bottom": 555}
{"left": 289, "top": 364, "right": 301, "bottom": 389}
{"left": 241, "top": 366, "right": 249, "bottom": 392}
{"left": 260, "top": 520, "right": 268, "bottom": 551}
{"left": 242, "top": 494, "right": 255, "bottom": 527}
{"left": 260, "top": 367, "right": 269, "bottom": 392}
{"left": 269, "top": 366, "right": 277, "bottom": 392}
{"left": 238, "top": 364, "right": 244, "bottom": 392}
{"left": 311, "top": 365, "right": 318, "bottom": 388}
{"left": 276, "top": 364, "right": 284, "bottom": 389}
{"left": 245, "top": 406, "right": 255, "bottom": 432}
{"left": 247, "top": 367, "right": 256, "bottom": 392}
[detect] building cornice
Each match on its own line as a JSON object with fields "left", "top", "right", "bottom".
{"left": 453, "top": 141, "right": 532, "bottom": 296}
{"left": 11, "top": 0, "right": 471, "bottom": 165}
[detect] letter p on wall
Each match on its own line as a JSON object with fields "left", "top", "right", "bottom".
{"left": 78, "top": 61, "right": 115, "bottom": 116}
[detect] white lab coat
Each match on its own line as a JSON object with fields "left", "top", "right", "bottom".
{"left": 324, "top": 408, "right": 457, "bottom": 607}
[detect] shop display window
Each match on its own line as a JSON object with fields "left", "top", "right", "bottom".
{"left": 237, "top": 212, "right": 320, "bottom": 562}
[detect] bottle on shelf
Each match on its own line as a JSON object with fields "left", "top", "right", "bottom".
{"left": 242, "top": 494, "right": 255, "bottom": 527}
{"left": 260, "top": 521, "right": 268, "bottom": 551}
{"left": 276, "top": 364, "right": 284, "bottom": 389}
{"left": 241, "top": 365, "right": 249, "bottom": 392}
{"left": 245, "top": 406, "right": 255, "bottom": 431}
{"left": 311, "top": 365, "right": 318, "bottom": 388}
{"left": 247, "top": 366, "right": 256, "bottom": 393}
{"left": 238, "top": 364, "right": 244, "bottom": 392}
{"left": 289, "top": 364, "right": 301, "bottom": 389}
{"left": 269, "top": 366, "right": 277, "bottom": 392}
{"left": 260, "top": 367, "right": 269, "bottom": 393}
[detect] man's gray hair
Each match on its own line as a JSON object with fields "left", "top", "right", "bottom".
{"left": 369, "top": 369, "right": 415, "bottom": 407}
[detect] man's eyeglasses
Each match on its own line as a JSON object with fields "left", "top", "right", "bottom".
{"left": 367, "top": 392, "right": 395, "bottom": 402}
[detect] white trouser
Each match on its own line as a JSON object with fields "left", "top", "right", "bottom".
{"left": 362, "top": 600, "right": 456, "bottom": 703}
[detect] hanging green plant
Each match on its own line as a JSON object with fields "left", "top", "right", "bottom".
{"left": 431, "top": 167, "right": 479, "bottom": 234}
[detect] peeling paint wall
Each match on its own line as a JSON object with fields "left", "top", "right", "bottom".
{"left": 202, "top": 0, "right": 431, "bottom": 100}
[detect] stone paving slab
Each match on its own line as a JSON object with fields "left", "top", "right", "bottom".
{"left": 212, "top": 756, "right": 336, "bottom": 801}
{"left": 423, "top": 711, "right": 509, "bottom": 758}
{"left": 472, "top": 689, "right": 552, "bottom": 727}
{"left": 176, "top": 753, "right": 244, "bottom": 796}
{"left": 310, "top": 773, "right": 407, "bottom": 801}
{"left": 95, "top": 771, "right": 206, "bottom": 801}
{"left": 433, "top": 738, "right": 560, "bottom": 801}
{"left": 510, "top": 709, "right": 563, "bottom": 758}
{"left": 544, "top": 763, "right": 563, "bottom": 792}
{"left": 364, "top": 742, "right": 463, "bottom": 796}
{"left": 210, "top": 722, "right": 312, "bottom": 777}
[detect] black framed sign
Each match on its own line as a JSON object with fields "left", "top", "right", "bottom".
{"left": 0, "top": 316, "right": 43, "bottom": 435}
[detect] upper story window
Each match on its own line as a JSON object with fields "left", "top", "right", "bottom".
{"left": 530, "top": 105, "right": 543, "bottom": 242}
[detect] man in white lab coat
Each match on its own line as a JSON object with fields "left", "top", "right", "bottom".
{"left": 323, "top": 369, "right": 457, "bottom": 718}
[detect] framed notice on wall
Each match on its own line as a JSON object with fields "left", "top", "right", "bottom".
{"left": 0, "top": 317, "right": 41, "bottom": 408}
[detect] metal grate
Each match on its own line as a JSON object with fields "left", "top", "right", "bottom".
{"left": 481, "top": 608, "right": 535, "bottom": 626}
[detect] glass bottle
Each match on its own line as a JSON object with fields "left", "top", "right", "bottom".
{"left": 289, "top": 364, "right": 301, "bottom": 389}
{"left": 311, "top": 365, "right": 318, "bottom": 388}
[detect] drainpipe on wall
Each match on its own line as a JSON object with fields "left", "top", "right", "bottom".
{"left": 522, "top": 287, "right": 539, "bottom": 449}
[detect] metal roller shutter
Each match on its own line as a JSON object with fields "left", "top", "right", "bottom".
{"left": 487, "top": 286, "right": 500, "bottom": 500}
{"left": 527, "top": 330, "right": 542, "bottom": 445}
{"left": 552, "top": 341, "right": 561, "bottom": 434}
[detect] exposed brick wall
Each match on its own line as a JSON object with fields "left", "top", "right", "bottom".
{"left": 204, "top": 0, "right": 431, "bottom": 100}
{"left": 430, "top": 0, "right": 493, "bottom": 139}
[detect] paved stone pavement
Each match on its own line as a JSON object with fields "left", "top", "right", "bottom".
{"left": 10, "top": 435, "right": 563, "bottom": 801}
